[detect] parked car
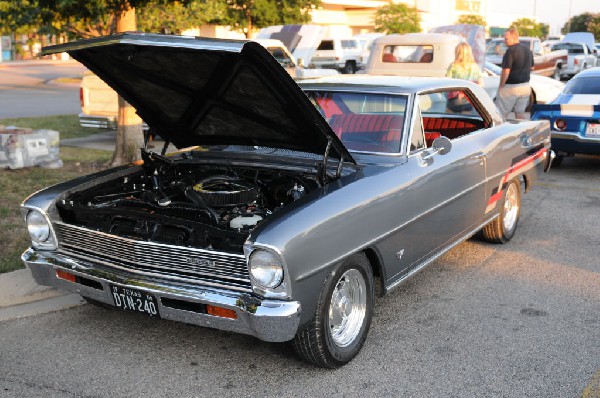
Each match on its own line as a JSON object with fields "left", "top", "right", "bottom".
{"left": 531, "top": 67, "right": 600, "bottom": 165}
{"left": 25, "top": 33, "right": 552, "bottom": 368}
{"left": 311, "top": 38, "right": 364, "bottom": 74}
{"left": 551, "top": 42, "right": 597, "bottom": 80}
{"left": 562, "top": 32, "right": 599, "bottom": 59}
{"left": 77, "top": 38, "right": 337, "bottom": 129}
{"left": 483, "top": 61, "right": 564, "bottom": 106}
{"left": 486, "top": 37, "right": 567, "bottom": 79}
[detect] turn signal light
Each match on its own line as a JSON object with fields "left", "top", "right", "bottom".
{"left": 554, "top": 119, "right": 567, "bottom": 130}
{"left": 56, "top": 269, "right": 77, "bottom": 283}
{"left": 206, "top": 305, "right": 237, "bottom": 319}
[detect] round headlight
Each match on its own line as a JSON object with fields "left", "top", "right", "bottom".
{"left": 27, "top": 210, "right": 50, "bottom": 243}
{"left": 249, "top": 250, "right": 284, "bottom": 289}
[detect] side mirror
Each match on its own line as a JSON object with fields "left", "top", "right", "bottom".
{"left": 421, "top": 136, "right": 452, "bottom": 163}
{"left": 432, "top": 136, "right": 452, "bottom": 155}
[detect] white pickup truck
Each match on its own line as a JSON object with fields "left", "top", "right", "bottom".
{"left": 551, "top": 41, "right": 597, "bottom": 79}
{"left": 485, "top": 36, "right": 568, "bottom": 79}
{"left": 78, "top": 39, "right": 336, "bottom": 129}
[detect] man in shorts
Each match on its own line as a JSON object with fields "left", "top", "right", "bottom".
{"left": 495, "top": 27, "right": 534, "bottom": 119}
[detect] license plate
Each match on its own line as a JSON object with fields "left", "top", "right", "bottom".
{"left": 586, "top": 123, "right": 600, "bottom": 136}
{"left": 110, "top": 285, "right": 160, "bottom": 317}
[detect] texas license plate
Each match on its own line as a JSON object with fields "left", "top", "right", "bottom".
{"left": 110, "top": 285, "right": 160, "bottom": 317}
{"left": 586, "top": 123, "right": 600, "bottom": 136}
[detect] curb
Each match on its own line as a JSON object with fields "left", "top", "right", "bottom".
{"left": 0, "top": 294, "right": 85, "bottom": 322}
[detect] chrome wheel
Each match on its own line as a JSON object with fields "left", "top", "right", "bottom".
{"left": 503, "top": 182, "right": 520, "bottom": 232}
{"left": 328, "top": 269, "right": 367, "bottom": 347}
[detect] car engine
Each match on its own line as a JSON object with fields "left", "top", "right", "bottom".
{"left": 56, "top": 156, "right": 320, "bottom": 253}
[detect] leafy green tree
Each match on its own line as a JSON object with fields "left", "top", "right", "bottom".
{"left": 138, "top": 0, "right": 227, "bottom": 34}
{"left": 510, "top": 18, "right": 543, "bottom": 37}
{"left": 587, "top": 15, "right": 600, "bottom": 41}
{"left": 0, "top": 0, "right": 41, "bottom": 36}
{"left": 374, "top": 2, "right": 421, "bottom": 34}
{"left": 456, "top": 14, "right": 485, "bottom": 27}
{"left": 225, "top": 0, "right": 319, "bottom": 38}
{"left": 539, "top": 23, "right": 549, "bottom": 39}
{"left": 562, "top": 12, "right": 594, "bottom": 34}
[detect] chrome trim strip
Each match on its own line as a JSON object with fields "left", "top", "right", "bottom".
{"left": 552, "top": 131, "right": 600, "bottom": 143}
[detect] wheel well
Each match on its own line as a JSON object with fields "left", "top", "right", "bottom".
{"left": 362, "top": 248, "right": 385, "bottom": 297}
{"left": 521, "top": 174, "right": 530, "bottom": 193}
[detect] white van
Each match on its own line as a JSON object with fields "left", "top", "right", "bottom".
{"left": 311, "top": 38, "right": 364, "bottom": 74}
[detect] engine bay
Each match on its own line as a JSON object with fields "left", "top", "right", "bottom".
{"left": 57, "top": 155, "right": 320, "bottom": 253}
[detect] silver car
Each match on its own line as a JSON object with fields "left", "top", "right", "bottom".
{"left": 22, "top": 33, "right": 553, "bottom": 368}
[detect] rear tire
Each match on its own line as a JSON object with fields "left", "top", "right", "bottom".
{"left": 553, "top": 66, "right": 561, "bottom": 80}
{"left": 342, "top": 61, "right": 356, "bottom": 74}
{"left": 552, "top": 154, "right": 564, "bottom": 167}
{"left": 292, "top": 253, "right": 374, "bottom": 368}
{"left": 481, "top": 179, "right": 521, "bottom": 243}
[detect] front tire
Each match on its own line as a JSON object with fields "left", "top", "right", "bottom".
{"left": 553, "top": 66, "right": 561, "bottom": 80}
{"left": 292, "top": 253, "right": 374, "bottom": 368}
{"left": 481, "top": 179, "right": 521, "bottom": 243}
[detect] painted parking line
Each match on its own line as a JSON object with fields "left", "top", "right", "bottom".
{"left": 581, "top": 370, "right": 600, "bottom": 398}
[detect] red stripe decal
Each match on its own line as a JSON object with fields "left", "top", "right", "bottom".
{"left": 486, "top": 148, "right": 547, "bottom": 210}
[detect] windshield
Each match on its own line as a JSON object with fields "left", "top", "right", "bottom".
{"left": 306, "top": 91, "right": 408, "bottom": 153}
{"left": 563, "top": 76, "right": 600, "bottom": 94}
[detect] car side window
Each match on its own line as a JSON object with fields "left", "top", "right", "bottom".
{"left": 417, "top": 89, "right": 486, "bottom": 142}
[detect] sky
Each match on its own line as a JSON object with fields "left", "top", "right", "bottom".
{"left": 489, "top": 0, "right": 600, "bottom": 34}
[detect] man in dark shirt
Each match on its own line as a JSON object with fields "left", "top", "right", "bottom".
{"left": 495, "top": 27, "right": 534, "bottom": 119}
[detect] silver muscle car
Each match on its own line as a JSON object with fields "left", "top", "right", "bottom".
{"left": 22, "top": 33, "right": 553, "bottom": 368}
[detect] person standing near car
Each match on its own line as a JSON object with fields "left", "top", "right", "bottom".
{"left": 495, "top": 27, "right": 534, "bottom": 119}
{"left": 445, "top": 42, "right": 483, "bottom": 113}
{"left": 446, "top": 42, "right": 483, "bottom": 84}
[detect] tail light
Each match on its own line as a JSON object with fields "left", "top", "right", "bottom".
{"left": 79, "top": 87, "right": 84, "bottom": 108}
{"left": 554, "top": 118, "right": 567, "bottom": 130}
{"left": 574, "top": 59, "right": 579, "bottom": 65}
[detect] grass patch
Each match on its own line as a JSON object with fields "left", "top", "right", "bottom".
{"left": 0, "top": 131, "right": 112, "bottom": 273}
{"left": 0, "top": 114, "right": 106, "bottom": 139}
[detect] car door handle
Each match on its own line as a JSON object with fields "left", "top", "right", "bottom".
{"left": 473, "top": 152, "right": 485, "bottom": 165}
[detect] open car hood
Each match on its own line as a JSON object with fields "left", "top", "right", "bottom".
{"left": 42, "top": 33, "right": 354, "bottom": 163}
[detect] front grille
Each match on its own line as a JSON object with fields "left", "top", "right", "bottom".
{"left": 54, "top": 222, "right": 252, "bottom": 292}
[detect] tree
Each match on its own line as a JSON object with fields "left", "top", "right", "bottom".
{"left": 587, "top": 15, "right": 600, "bottom": 41}
{"left": 374, "top": 2, "right": 421, "bottom": 34}
{"left": 138, "top": 0, "right": 227, "bottom": 34}
{"left": 224, "top": 0, "right": 319, "bottom": 38}
{"left": 456, "top": 14, "right": 485, "bottom": 27}
{"left": 562, "top": 12, "right": 594, "bottom": 34}
{"left": 539, "top": 23, "right": 549, "bottom": 39}
{"left": 510, "top": 18, "right": 544, "bottom": 38}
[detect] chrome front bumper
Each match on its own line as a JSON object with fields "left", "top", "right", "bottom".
{"left": 22, "top": 248, "right": 301, "bottom": 342}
